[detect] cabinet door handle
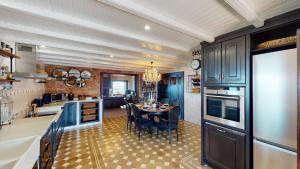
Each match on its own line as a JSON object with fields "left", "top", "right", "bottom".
{"left": 217, "top": 129, "right": 226, "bottom": 133}
{"left": 221, "top": 73, "right": 224, "bottom": 80}
{"left": 218, "top": 74, "right": 221, "bottom": 79}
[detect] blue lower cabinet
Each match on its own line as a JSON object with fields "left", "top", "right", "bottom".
{"left": 53, "top": 112, "right": 64, "bottom": 157}
{"left": 39, "top": 112, "right": 65, "bottom": 169}
{"left": 63, "top": 102, "right": 77, "bottom": 127}
{"left": 39, "top": 123, "right": 54, "bottom": 169}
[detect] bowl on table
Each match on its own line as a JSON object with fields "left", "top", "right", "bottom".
{"left": 142, "top": 105, "right": 150, "bottom": 109}
{"left": 160, "top": 106, "right": 166, "bottom": 110}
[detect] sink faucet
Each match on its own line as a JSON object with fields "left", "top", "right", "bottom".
{"left": 25, "top": 103, "right": 37, "bottom": 118}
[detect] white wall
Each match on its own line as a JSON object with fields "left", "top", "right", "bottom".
{"left": 183, "top": 66, "right": 202, "bottom": 125}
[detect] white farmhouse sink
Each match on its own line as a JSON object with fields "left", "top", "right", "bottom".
{"left": 35, "top": 105, "right": 62, "bottom": 116}
{"left": 0, "top": 136, "right": 40, "bottom": 169}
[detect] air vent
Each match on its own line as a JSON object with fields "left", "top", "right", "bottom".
{"left": 15, "top": 43, "right": 37, "bottom": 74}
{"left": 17, "top": 45, "right": 33, "bottom": 52}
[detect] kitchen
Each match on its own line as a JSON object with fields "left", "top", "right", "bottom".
{"left": 0, "top": 1, "right": 299, "bottom": 169}
{"left": 201, "top": 10, "right": 299, "bottom": 169}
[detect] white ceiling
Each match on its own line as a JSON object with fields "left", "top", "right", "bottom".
{"left": 0, "top": 0, "right": 299, "bottom": 72}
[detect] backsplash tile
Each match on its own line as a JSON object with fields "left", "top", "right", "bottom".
{"left": 2, "top": 79, "right": 45, "bottom": 118}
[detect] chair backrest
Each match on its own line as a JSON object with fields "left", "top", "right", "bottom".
{"left": 131, "top": 104, "right": 142, "bottom": 119}
{"left": 132, "top": 96, "right": 143, "bottom": 104}
{"left": 170, "top": 100, "right": 179, "bottom": 106}
{"left": 160, "top": 98, "right": 169, "bottom": 104}
{"left": 125, "top": 103, "right": 132, "bottom": 117}
{"left": 124, "top": 98, "right": 130, "bottom": 104}
{"left": 168, "top": 106, "right": 180, "bottom": 125}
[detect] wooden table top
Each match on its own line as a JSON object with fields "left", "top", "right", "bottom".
{"left": 135, "top": 103, "right": 173, "bottom": 114}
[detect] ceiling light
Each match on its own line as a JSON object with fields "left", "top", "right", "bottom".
{"left": 40, "top": 45, "right": 46, "bottom": 48}
{"left": 144, "top": 25, "right": 151, "bottom": 31}
{"left": 110, "top": 55, "right": 114, "bottom": 58}
{"left": 142, "top": 61, "right": 161, "bottom": 84}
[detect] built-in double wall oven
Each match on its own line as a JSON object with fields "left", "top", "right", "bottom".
{"left": 204, "top": 87, "right": 245, "bottom": 130}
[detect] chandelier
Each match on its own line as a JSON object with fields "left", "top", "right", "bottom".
{"left": 142, "top": 61, "right": 161, "bottom": 84}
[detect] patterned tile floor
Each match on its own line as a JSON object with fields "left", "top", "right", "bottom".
{"left": 103, "top": 108, "right": 126, "bottom": 118}
{"left": 53, "top": 116, "right": 210, "bottom": 169}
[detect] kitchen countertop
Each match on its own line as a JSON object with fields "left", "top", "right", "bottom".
{"left": 36, "top": 99, "right": 102, "bottom": 115}
{"left": 0, "top": 110, "right": 62, "bottom": 169}
{"left": 0, "top": 99, "right": 102, "bottom": 141}
{"left": 0, "top": 111, "right": 61, "bottom": 141}
{"left": 0, "top": 98, "right": 102, "bottom": 169}
{"left": 43, "top": 99, "right": 102, "bottom": 106}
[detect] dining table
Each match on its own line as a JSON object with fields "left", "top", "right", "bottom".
{"left": 134, "top": 103, "right": 174, "bottom": 116}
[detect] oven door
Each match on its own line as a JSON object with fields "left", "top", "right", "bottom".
{"left": 204, "top": 94, "right": 245, "bottom": 130}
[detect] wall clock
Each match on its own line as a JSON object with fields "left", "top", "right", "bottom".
{"left": 191, "top": 59, "right": 201, "bottom": 70}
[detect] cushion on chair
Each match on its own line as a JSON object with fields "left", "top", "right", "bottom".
{"left": 136, "top": 118, "right": 153, "bottom": 128}
{"left": 155, "top": 122, "right": 177, "bottom": 130}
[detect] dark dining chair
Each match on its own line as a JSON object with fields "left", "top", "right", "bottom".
{"left": 155, "top": 106, "right": 181, "bottom": 144}
{"left": 131, "top": 104, "right": 153, "bottom": 140}
{"left": 132, "top": 96, "right": 143, "bottom": 104}
{"left": 160, "top": 98, "right": 169, "bottom": 104}
{"left": 125, "top": 103, "right": 135, "bottom": 133}
{"left": 159, "top": 98, "right": 170, "bottom": 120}
{"left": 170, "top": 100, "right": 180, "bottom": 106}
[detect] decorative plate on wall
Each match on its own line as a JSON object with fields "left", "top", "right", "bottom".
{"left": 76, "top": 78, "right": 86, "bottom": 88}
{"left": 68, "top": 69, "right": 80, "bottom": 78}
{"left": 80, "top": 70, "right": 92, "bottom": 79}
{"left": 64, "top": 76, "right": 77, "bottom": 87}
{"left": 52, "top": 68, "right": 68, "bottom": 80}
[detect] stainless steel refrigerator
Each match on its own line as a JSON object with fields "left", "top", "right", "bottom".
{"left": 253, "top": 48, "right": 297, "bottom": 169}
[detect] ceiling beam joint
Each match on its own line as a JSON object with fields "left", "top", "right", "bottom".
{"left": 223, "top": 0, "right": 264, "bottom": 27}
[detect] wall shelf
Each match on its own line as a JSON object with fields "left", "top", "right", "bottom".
{"left": 0, "top": 49, "right": 21, "bottom": 59}
{"left": 0, "top": 79, "right": 21, "bottom": 83}
{"left": 251, "top": 42, "right": 296, "bottom": 55}
{"left": 0, "top": 48, "right": 22, "bottom": 84}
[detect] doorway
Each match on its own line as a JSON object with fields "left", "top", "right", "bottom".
{"left": 158, "top": 72, "right": 184, "bottom": 119}
{"left": 100, "top": 73, "right": 139, "bottom": 118}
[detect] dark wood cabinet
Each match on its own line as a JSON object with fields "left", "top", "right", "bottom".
{"left": 203, "top": 36, "right": 246, "bottom": 85}
{"left": 222, "top": 36, "right": 246, "bottom": 84}
{"left": 203, "top": 43, "right": 222, "bottom": 84}
{"left": 204, "top": 122, "right": 245, "bottom": 169}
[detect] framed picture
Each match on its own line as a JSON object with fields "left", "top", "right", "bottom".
{"left": 187, "top": 74, "right": 201, "bottom": 93}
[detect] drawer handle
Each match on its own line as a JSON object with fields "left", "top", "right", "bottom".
{"left": 217, "top": 129, "right": 226, "bottom": 133}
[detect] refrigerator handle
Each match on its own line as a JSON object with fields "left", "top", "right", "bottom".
{"left": 217, "top": 129, "right": 226, "bottom": 133}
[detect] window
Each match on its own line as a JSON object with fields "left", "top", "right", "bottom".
{"left": 112, "top": 80, "right": 128, "bottom": 95}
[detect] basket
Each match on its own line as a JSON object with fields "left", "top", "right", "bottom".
{"left": 257, "top": 36, "right": 296, "bottom": 49}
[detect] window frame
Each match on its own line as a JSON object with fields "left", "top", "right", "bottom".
{"left": 111, "top": 80, "right": 128, "bottom": 95}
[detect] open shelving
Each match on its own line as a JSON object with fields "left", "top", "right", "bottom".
{"left": 251, "top": 42, "right": 296, "bottom": 55}
{"left": 0, "top": 49, "right": 21, "bottom": 59}
{"left": 0, "top": 79, "right": 21, "bottom": 83}
{"left": 251, "top": 21, "right": 298, "bottom": 55}
{"left": 0, "top": 48, "right": 21, "bottom": 84}
{"left": 80, "top": 102, "right": 99, "bottom": 124}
